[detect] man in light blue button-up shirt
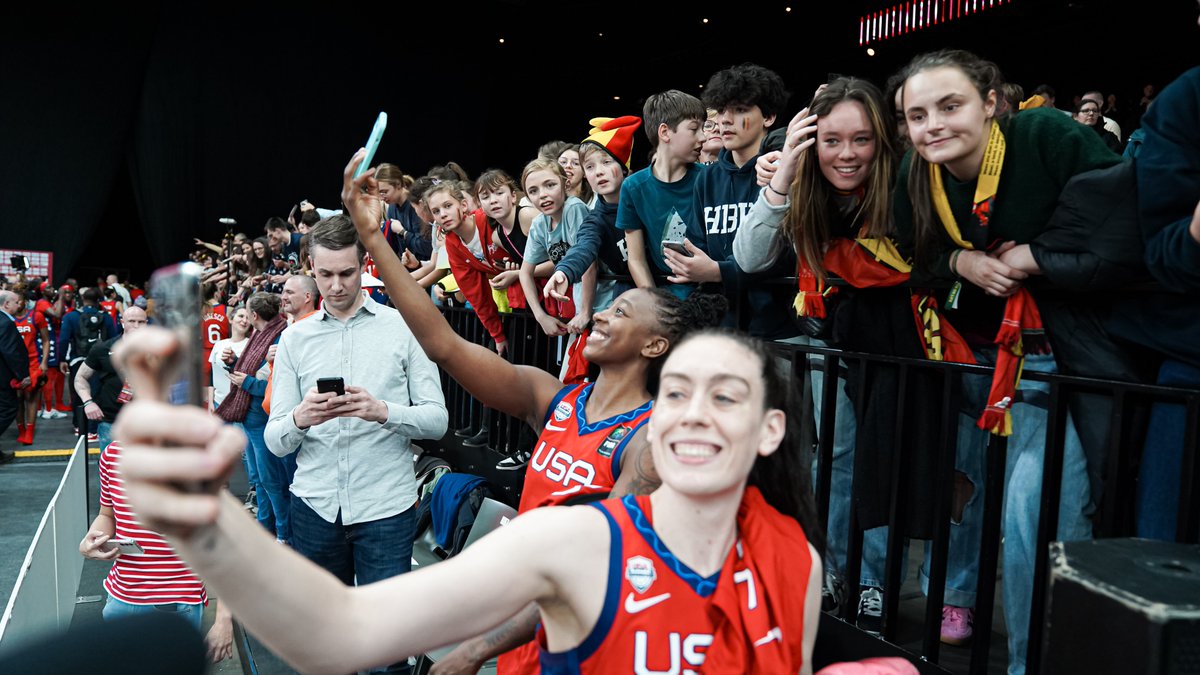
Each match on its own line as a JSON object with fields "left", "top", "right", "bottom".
{"left": 265, "top": 216, "right": 446, "bottom": 674}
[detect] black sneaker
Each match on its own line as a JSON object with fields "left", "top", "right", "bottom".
{"left": 821, "top": 571, "right": 846, "bottom": 613}
{"left": 857, "top": 586, "right": 883, "bottom": 636}
{"left": 496, "top": 451, "right": 530, "bottom": 470}
{"left": 453, "top": 425, "right": 476, "bottom": 438}
{"left": 463, "top": 429, "right": 490, "bottom": 447}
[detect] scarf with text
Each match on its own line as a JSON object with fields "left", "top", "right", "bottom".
{"left": 927, "top": 119, "right": 1048, "bottom": 436}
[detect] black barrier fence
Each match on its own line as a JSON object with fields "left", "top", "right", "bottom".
{"left": 436, "top": 302, "right": 1200, "bottom": 674}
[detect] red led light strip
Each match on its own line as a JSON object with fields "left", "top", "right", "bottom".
{"left": 860, "top": 0, "right": 1011, "bottom": 44}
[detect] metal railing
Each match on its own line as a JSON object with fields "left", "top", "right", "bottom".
{"left": 0, "top": 436, "right": 89, "bottom": 652}
{"left": 435, "top": 300, "right": 1200, "bottom": 674}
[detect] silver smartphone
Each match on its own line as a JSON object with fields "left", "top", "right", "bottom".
{"left": 662, "top": 240, "right": 694, "bottom": 258}
{"left": 101, "top": 538, "right": 145, "bottom": 555}
{"left": 149, "top": 262, "right": 205, "bottom": 406}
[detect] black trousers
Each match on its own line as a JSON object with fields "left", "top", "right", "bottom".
{"left": 68, "top": 361, "right": 85, "bottom": 434}
{"left": 0, "top": 388, "right": 16, "bottom": 447}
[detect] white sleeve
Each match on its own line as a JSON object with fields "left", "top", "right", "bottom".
{"left": 732, "top": 187, "right": 791, "bottom": 273}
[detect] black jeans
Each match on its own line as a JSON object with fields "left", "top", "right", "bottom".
{"left": 68, "top": 361, "right": 85, "bottom": 434}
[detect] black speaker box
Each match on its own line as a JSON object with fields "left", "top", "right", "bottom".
{"left": 1043, "top": 538, "right": 1200, "bottom": 674}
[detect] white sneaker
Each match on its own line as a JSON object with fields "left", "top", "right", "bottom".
{"left": 496, "top": 452, "right": 531, "bottom": 470}
{"left": 46, "top": 409, "right": 67, "bottom": 419}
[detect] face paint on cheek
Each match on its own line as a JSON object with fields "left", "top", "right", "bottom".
{"left": 742, "top": 117, "right": 748, "bottom": 131}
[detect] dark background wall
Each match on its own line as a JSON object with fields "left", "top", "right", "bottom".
{"left": 0, "top": 0, "right": 1194, "bottom": 285}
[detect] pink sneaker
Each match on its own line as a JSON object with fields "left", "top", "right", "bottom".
{"left": 940, "top": 605, "right": 974, "bottom": 645}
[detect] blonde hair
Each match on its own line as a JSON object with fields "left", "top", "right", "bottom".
{"left": 520, "top": 157, "right": 568, "bottom": 192}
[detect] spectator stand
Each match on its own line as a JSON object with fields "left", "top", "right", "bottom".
{"left": 435, "top": 278, "right": 1200, "bottom": 675}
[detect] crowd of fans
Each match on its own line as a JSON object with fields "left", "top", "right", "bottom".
{"left": 3, "top": 44, "right": 1197, "bottom": 675}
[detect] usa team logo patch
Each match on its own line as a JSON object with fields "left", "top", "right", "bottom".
{"left": 553, "top": 401, "right": 573, "bottom": 422}
{"left": 625, "top": 555, "right": 657, "bottom": 593}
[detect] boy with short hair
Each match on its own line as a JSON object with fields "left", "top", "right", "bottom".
{"left": 663, "top": 62, "right": 800, "bottom": 341}
{"left": 617, "top": 90, "right": 706, "bottom": 298}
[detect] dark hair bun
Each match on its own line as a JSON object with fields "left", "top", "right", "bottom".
{"left": 680, "top": 292, "right": 728, "bottom": 331}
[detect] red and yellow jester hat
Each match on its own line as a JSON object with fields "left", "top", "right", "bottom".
{"left": 582, "top": 115, "right": 642, "bottom": 171}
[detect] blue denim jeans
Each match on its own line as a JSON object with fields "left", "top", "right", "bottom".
{"left": 797, "top": 337, "right": 889, "bottom": 588}
{"left": 234, "top": 422, "right": 260, "bottom": 496}
{"left": 290, "top": 498, "right": 417, "bottom": 674}
{"left": 242, "top": 417, "right": 291, "bottom": 542}
{"left": 102, "top": 595, "right": 203, "bottom": 632}
{"left": 97, "top": 421, "right": 113, "bottom": 453}
{"left": 957, "top": 351, "right": 1092, "bottom": 675}
{"left": 1136, "top": 359, "right": 1200, "bottom": 540}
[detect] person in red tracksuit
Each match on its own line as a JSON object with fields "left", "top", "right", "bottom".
{"left": 4, "top": 290, "right": 49, "bottom": 445}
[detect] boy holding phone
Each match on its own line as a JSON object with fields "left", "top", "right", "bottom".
{"left": 662, "top": 63, "right": 801, "bottom": 341}
{"left": 617, "top": 90, "right": 708, "bottom": 298}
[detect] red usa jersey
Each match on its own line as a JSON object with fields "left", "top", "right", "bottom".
{"left": 100, "top": 300, "right": 119, "bottom": 324}
{"left": 517, "top": 384, "right": 652, "bottom": 513}
{"left": 14, "top": 310, "right": 46, "bottom": 361}
{"left": 537, "top": 495, "right": 731, "bottom": 674}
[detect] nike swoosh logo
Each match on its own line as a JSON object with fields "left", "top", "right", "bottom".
{"left": 754, "top": 627, "right": 782, "bottom": 647}
{"left": 625, "top": 592, "right": 671, "bottom": 614}
{"left": 544, "top": 422, "right": 568, "bottom": 432}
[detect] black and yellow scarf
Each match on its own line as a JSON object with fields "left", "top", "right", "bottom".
{"left": 927, "top": 119, "right": 1047, "bottom": 437}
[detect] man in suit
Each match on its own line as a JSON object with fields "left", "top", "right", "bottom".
{"left": 0, "top": 290, "right": 31, "bottom": 464}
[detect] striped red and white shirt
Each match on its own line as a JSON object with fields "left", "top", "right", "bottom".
{"left": 100, "top": 442, "right": 207, "bottom": 606}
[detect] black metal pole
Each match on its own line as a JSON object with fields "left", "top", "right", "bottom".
{"left": 1026, "top": 381, "right": 1069, "bottom": 675}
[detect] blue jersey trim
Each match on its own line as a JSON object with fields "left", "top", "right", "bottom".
{"left": 609, "top": 417, "right": 650, "bottom": 483}
{"left": 622, "top": 495, "right": 720, "bottom": 597}
{"left": 543, "top": 384, "right": 584, "bottom": 426}
{"left": 575, "top": 383, "right": 654, "bottom": 435}
{"left": 539, "top": 501, "right": 623, "bottom": 674}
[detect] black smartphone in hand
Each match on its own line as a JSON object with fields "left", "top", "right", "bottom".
{"left": 317, "top": 377, "right": 345, "bottom": 397}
